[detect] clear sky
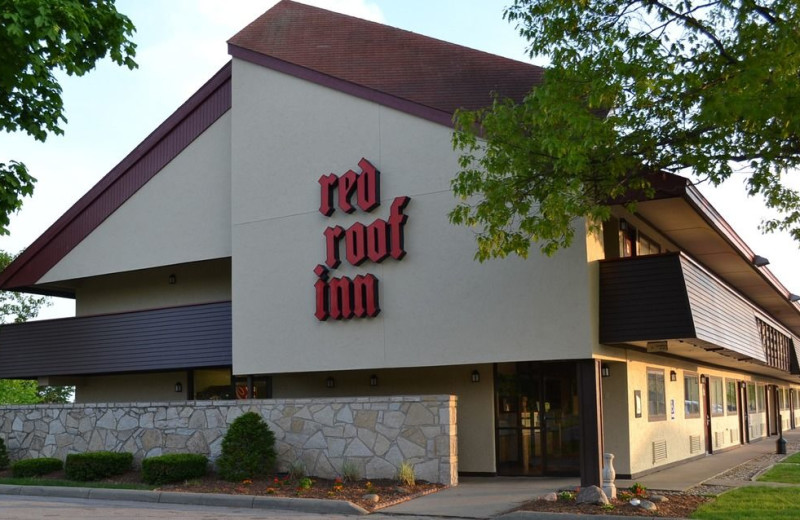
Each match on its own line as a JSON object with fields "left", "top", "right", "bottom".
{"left": 1, "top": 0, "right": 798, "bottom": 320}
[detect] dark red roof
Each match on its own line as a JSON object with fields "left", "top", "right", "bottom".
{"left": 228, "top": 0, "right": 544, "bottom": 124}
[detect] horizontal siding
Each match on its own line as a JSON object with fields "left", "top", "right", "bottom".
{"left": 599, "top": 254, "right": 695, "bottom": 343}
{"left": 680, "top": 256, "right": 765, "bottom": 362}
{"left": 0, "top": 302, "right": 231, "bottom": 378}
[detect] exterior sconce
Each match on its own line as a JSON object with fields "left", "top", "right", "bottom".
{"left": 670, "top": 370, "right": 677, "bottom": 382}
{"left": 168, "top": 274, "right": 177, "bottom": 285}
{"left": 471, "top": 370, "right": 480, "bottom": 383}
{"left": 326, "top": 376, "right": 335, "bottom": 388}
{"left": 753, "top": 255, "right": 770, "bottom": 267}
{"left": 369, "top": 374, "right": 378, "bottom": 387}
{"left": 619, "top": 219, "right": 628, "bottom": 231}
{"left": 700, "top": 375, "right": 707, "bottom": 384}
{"left": 601, "top": 364, "right": 610, "bottom": 378}
{"left": 174, "top": 382, "right": 182, "bottom": 393}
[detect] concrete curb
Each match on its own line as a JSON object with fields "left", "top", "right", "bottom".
{"left": 0, "top": 485, "right": 368, "bottom": 515}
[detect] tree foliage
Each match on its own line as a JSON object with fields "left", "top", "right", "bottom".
{"left": 0, "top": 0, "right": 136, "bottom": 234}
{"left": 0, "top": 250, "right": 72, "bottom": 404}
{"left": 451, "top": 0, "right": 800, "bottom": 259}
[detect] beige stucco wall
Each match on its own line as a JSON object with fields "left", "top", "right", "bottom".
{"left": 74, "top": 258, "right": 230, "bottom": 316}
{"left": 40, "top": 112, "right": 232, "bottom": 284}
{"left": 271, "top": 364, "right": 495, "bottom": 474}
{"left": 73, "top": 371, "right": 188, "bottom": 403}
{"left": 230, "top": 58, "right": 595, "bottom": 376}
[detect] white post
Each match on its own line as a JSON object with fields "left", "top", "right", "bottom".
{"left": 602, "top": 452, "right": 617, "bottom": 499}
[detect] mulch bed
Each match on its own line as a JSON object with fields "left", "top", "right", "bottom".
{"left": 517, "top": 491, "right": 711, "bottom": 517}
{"left": 0, "top": 469, "right": 443, "bottom": 512}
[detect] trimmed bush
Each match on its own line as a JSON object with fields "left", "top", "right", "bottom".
{"left": 216, "top": 411, "right": 276, "bottom": 481}
{"left": 11, "top": 457, "right": 63, "bottom": 477}
{"left": 142, "top": 453, "right": 208, "bottom": 485}
{"left": 0, "top": 437, "right": 8, "bottom": 470}
{"left": 65, "top": 451, "right": 133, "bottom": 481}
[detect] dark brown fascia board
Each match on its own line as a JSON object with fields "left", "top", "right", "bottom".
{"left": 0, "top": 62, "right": 233, "bottom": 292}
{"left": 227, "top": 43, "right": 455, "bottom": 128}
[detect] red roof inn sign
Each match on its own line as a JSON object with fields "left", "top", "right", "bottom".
{"left": 314, "top": 158, "right": 410, "bottom": 321}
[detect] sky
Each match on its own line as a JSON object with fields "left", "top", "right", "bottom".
{"left": 1, "top": 0, "right": 798, "bottom": 320}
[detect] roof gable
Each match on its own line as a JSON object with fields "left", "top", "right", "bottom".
{"left": 227, "top": 0, "right": 544, "bottom": 125}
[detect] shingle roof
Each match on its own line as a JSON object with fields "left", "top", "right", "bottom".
{"left": 228, "top": 0, "right": 544, "bottom": 123}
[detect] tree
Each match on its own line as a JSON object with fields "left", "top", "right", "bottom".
{"left": 0, "top": 0, "right": 136, "bottom": 234}
{"left": 451, "top": 0, "right": 800, "bottom": 259}
{"left": 0, "top": 250, "right": 72, "bottom": 404}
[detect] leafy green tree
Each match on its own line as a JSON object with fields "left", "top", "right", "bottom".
{"left": 0, "top": 250, "right": 72, "bottom": 403}
{"left": 451, "top": 0, "right": 800, "bottom": 259}
{"left": 0, "top": 0, "right": 136, "bottom": 234}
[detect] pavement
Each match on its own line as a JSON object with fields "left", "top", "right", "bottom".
{"left": 1, "top": 431, "right": 798, "bottom": 519}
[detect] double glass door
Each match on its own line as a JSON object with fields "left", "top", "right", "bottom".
{"left": 495, "top": 362, "right": 580, "bottom": 475}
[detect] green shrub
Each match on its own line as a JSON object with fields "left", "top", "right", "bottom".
{"left": 216, "top": 411, "right": 276, "bottom": 481}
{"left": 65, "top": 451, "right": 133, "bottom": 481}
{"left": 142, "top": 453, "right": 208, "bottom": 485}
{"left": 396, "top": 460, "right": 415, "bottom": 486}
{"left": 11, "top": 457, "right": 63, "bottom": 477}
{"left": 0, "top": 437, "right": 8, "bottom": 470}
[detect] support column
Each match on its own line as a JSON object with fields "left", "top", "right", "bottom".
{"left": 577, "top": 359, "right": 603, "bottom": 488}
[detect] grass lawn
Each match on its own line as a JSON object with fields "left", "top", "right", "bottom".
{"left": 691, "top": 487, "right": 800, "bottom": 520}
{"left": 757, "top": 463, "right": 800, "bottom": 484}
{"left": 780, "top": 452, "right": 800, "bottom": 464}
{"left": 0, "top": 477, "right": 153, "bottom": 490}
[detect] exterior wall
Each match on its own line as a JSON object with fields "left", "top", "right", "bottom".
{"left": 272, "top": 364, "right": 494, "bottom": 473}
{"left": 40, "top": 113, "right": 232, "bottom": 284}
{"left": 74, "top": 372, "right": 188, "bottom": 403}
{"left": 230, "top": 58, "right": 595, "bottom": 376}
{"left": 75, "top": 258, "right": 231, "bottom": 316}
{"left": 0, "top": 395, "right": 457, "bottom": 485}
{"left": 600, "top": 358, "right": 632, "bottom": 474}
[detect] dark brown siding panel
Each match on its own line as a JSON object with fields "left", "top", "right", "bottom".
{"left": 599, "top": 254, "right": 695, "bottom": 343}
{"left": 681, "top": 257, "right": 764, "bottom": 361}
{"left": 0, "top": 302, "right": 231, "bottom": 378}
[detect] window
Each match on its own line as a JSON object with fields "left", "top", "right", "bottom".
{"left": 780, "top": 389, "right": 789, "bottom": 410}
{"left": 747, "top": 383, "right": 757, "bottom": 413}
{"left": 647, "top": 368, "right": 667, "bottom": 421}
{"left": 638, "top": 233, "right": 662, "bottom": 256}
{"left": 684, "top": 373, "right": 700, "bottom": 418}
{"left": 726, "top": 380, "right": 738, "bottom": 415}
{"left": 619, "top": 221, "right": 662, "bottom": 258}
{"left": 756, "top": 384, "right": 765, "bottom": 412}
{"left": 710, "top": 377, "right": 724, "bottom": 416}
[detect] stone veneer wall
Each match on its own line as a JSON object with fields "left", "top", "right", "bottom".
{"left": 0, "top": 395, "right": 458, "bottom": 485}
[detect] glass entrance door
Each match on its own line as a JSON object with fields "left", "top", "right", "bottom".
{"left": 495, "top": 362, "right": 580, "bottom": 476}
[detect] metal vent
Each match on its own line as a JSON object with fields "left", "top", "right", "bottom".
{"left": 714, "top": 431, "right": 724, "bottom": 448}
{"left": 653, "top": 440, "right": 668, "bottom": 463}
{"left": 730, "top": 429, "right": 739, "bottom": 443}
{"left": 689, "top": 435, "right": 702, "bottom": 454}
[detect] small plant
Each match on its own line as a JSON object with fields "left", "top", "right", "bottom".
{"left": 141, "top": 453, "right": 207, "bottom": 485}
{"left": 601, "top": 503, "right": 616, "bottom": 511}
{"left": 617, "top": 490, "right": 634, "bottom": 501}
{"left": 216, "top": 412, "right": 276, "bottom": 482}
{"left": 297, "top": 476, "right": 313, "bottom": 490}
{"left": 365, "top": 481, "right": 374, "bottom": 492}
{"left": 287, "top": 460, "right": 306, "bottom": 480}
{"left": 0, "top": 437, "right": 9, "bottom": 470}
{"left": 11, "top": 457, "right": 63, "bottom": 478}
{"left": 340, "top": 460, "right": 360, "bottom": 482}
{"left": 629, "top": 482, "right": 647, "bottom": 497}
{"left": 557, "top": 490, "right": 576, "bottom": 501}
{"left": 396, "top": 460, "right": 415, "bottom": 486}
{"left": 65, "top": 452, "right": 133, "bottom": 481}
{"left": 332, "top": 476, "right": 344, "bottom": 492}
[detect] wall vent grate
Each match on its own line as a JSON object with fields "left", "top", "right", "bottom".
{"left": 689, "top": 435, "right": 702, "bottom": 454}
{"left": 714, "top": 431, "right": 724, "bottom": 448}
{"left": 653, "top": 440, "right": 668, "bottom": 463}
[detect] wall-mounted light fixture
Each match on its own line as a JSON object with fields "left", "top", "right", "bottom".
{"left": 325, "top": 376, "right": 335, "bottom": 388}
{"left": 790, "top": 293, "right": 800, "bottom": 302}
{"left": 369, "top": 374, "right": 378, "bottom": 387}
{"left": 619, "top": 219, "right": 629, "bottom": 231}
{"left": 700, "top": 375, "right": 707, "bottom": 384}
{"left": 601, "top": 364, "right": 610, "bottom": 378}
{"left": 753, "top": 255, "right": 770, "bottom": 267}
{"left": 670, "top": 370, "right": 677, "bottom": 382}
{"left": 471, "top": 370, "right": 480, "bottom": 383}
{"left": 168, "top": 274, "right": 177, "bottom": 285}
{"left": 174, "top": 382, "right": 183, "bottom": 393}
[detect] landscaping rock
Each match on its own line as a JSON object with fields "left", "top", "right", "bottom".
{"left": 638, "top": 499, "right": 657, "bottom": 511}
{"left": 362, "top": 493, "right": 380, "bottom": 503}
{"left": 576, "top": 485, "right": 609, "bottom": 505}
{"left": 650, "top": 494, "right": 669, "bottom": 503}
{"left": 541, "top": 492, "right": 558, "bottom": 502}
